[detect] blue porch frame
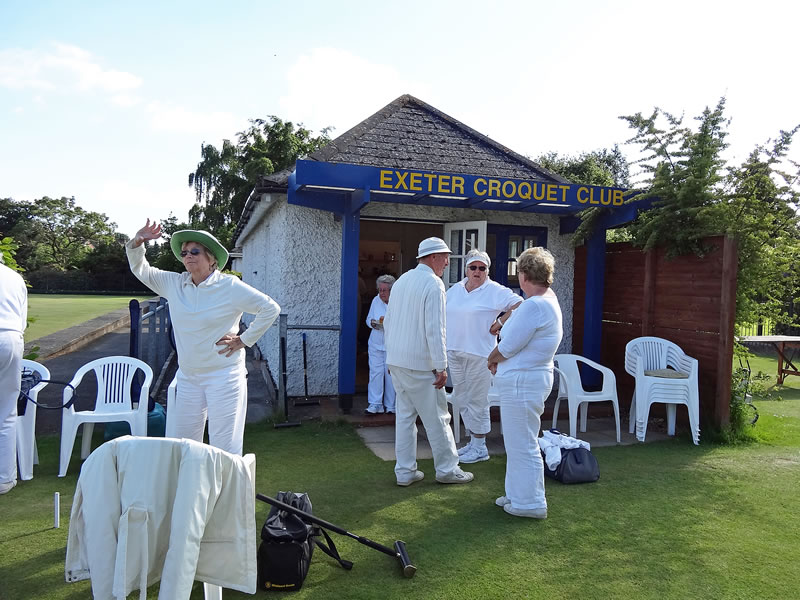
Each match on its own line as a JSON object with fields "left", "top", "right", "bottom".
{"left": 288, "top": 159, "right": 653, "bottom": 402}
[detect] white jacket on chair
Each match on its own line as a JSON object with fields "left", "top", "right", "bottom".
{"left": 65, "top": 436, "right": 257, "bottom": 599}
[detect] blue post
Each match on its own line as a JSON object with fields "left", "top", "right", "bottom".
{"left": 129, "top": 299, "right": 140, "bottom": 358}
{"left": 337, "top": 189, "right": 368, "bottom": 410}
{"left": 582, "top": 229, "right": 606, "bottom": 386}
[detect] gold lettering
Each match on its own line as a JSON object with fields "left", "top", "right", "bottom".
{"left": 518, "top": 182, "right": 532, "bottom": 200}
{"left": 423, "top": 173, "right": 437, "bottom": 192}
{"left": 612, "top": 189, "right": 624, "bottom": 206}
{"left": 577, "top": 187, "right": 589, "bottom": 203}
{"left": 379, "top": 170, "right": 392, "bottom": 189}
{"left": 395, "top": 171, "right": 409, "bottom": 190}
{"left": 533, "top": 183, "right": 545, "bottom": 201}
{"left": 502, "top": 181, "right": 516, "bottom": 198}
{"left": 452, "top": 176, "right": 465, "bottom": 195}
{"left": 589, "top": 188, "right": 599, "bottom": 205}
{"left": 600, "top": 188, "right": 611, "bottom": 205}
{"left": 439, "top": 175, "right": 451, "bottom": 194}
{"left": 559, "top": 185, "right": 569, "bottom": 203}
{"left": 546, "top": 184, "right": 558, "bottom": 202}
{"left": 488, "top": 179, "right": 501, "bottom": 197}
{"left": 409, "top": 172, "right": 422, "bottom": 192}
{"left": 474, "top": 178, "right": 487, "bottom": 196}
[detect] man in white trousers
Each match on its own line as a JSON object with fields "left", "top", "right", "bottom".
{"left": 384, "top": 237, "right": 473, "bottom": 486}
{"left": 0, "top": 254, "right": 27, "bottom": 495}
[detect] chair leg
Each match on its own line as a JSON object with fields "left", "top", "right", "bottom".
{"left": 16, "top": 424, "right": 34, "bottom": 480}
{"left": 80, "top": 423, "right": 95, "bottom": 459}
{"left": 612, "top": 400, "right": 621, "bottom": 444}
{"left": 628, "top": 392, "right": 637, "bottom": 435}
{"left": 637, "top": 402, "right": 652, "bottom": 442}
{"left": 552, "top": 398, "right": 562, "bottom": 430}
{"left": 59, "top": 419, "right": 79, "bottom": 477}
{"left": 579, "top": 402, "right": 588, "bottom": 433}
{"left": 203, "top": 582, "right": 222, "bottom": 600}
{"left": 666, "top": 404, "right": 677, "bottom": 437}
{"left": 568, "top": 401, "right": 579, "bottom": 439}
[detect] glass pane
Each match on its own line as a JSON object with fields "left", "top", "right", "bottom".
{"left": 524, "top": 236, "right": 538, "bottom": 250}
{"left": 465, "top": 229, "right": 479, "bottom": 253}
{"left": 449, "top": 230, "right": 463, "bottom": 255}
{"left": 449, "top": 258, "right": 462, "bottom": 283}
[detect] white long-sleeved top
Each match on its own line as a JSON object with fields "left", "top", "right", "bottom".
{"left": 446, "top": 278, "right": 521, "bottom": 357}
{"left": 365, "top": 294, "right": 389, "bottom": 351}
{"left": 496, "top": 290, "right": 562, "bottom": 376}
{"left": 384, "top": 263, "right": 447, "bottom": 372}
{"left": 126, "top": 241, "right": 280, "bottom": 376}
{"left": 65, "top": 436, "right": 257, "bottom": 599}
{"left": 0, "top": 264, "right": 27, "bottom": 334}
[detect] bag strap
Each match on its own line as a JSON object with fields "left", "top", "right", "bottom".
{"left": 18, "top": 380, "right": 78, "bottom": 410}
{"left": 312, "top": 527, "right": 353, "bottom": 570}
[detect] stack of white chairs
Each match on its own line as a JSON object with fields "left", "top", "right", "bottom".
{"left": 17, "top": 359, "right": 49, "bottom": 480}
{"left": 625, "top": 337, "right": 700, "bottom": 445}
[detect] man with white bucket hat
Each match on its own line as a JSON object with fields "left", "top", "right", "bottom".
{"left": 384, "top": 237, "right": 473, "bottom": 486}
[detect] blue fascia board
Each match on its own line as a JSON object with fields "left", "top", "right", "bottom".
{"left": 558, "top": 193, "right": 656, "bottom": 235}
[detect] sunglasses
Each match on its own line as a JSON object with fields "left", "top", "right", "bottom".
{"left": 468, "top": 265, "right": 487, "bottom": 272}
{"left": 180, "top": 249, "right": 203, "bottom": 257}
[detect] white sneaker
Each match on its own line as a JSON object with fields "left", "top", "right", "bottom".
{"left": 495, "top": 495, "right": 510, "bottom": 507}
{"left": 457, "top": 441, "right": 473, "bottom": 456}
{"left": 397, "top": 470, "right": 424, "bottom": 487}
{"left": 459, "top": 446, "right": 489, "bottom": 464}
{"left": 436, "top": 468, "right": 474, "bottom": 484}
{"left": 0, "top": 480, "right": 17, "bottom": 495}
{"left": 504, "top": 504, "right": 547, "bottom": 519}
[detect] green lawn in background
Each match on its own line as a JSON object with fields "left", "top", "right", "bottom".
{"left": 25, "top": 294, "right": 151, "bottom": 342}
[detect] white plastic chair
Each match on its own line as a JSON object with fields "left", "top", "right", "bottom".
{"left": 625, "top": 337, "right": 700, "bottom": 445}
{"left": 552, "top": 354, "right": 621, "bottom": 443}
{"left": 17, "top": 359, "right": 50, "bottom": 480}
{"left": 446, "top": 379, "right": 501, "bottom": 444}
{"left": 166, "top": 375, "right": 178, "bottom": 437}
{"left": 59, "top": 356, "right": 153, "bottom": 477}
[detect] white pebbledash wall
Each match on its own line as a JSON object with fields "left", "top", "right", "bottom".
{"left": 239, "top": 195, "right": 575, "bottom": 396}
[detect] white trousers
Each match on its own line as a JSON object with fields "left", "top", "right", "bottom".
{"left": 497, "top": 369, "right": 551, "bottom": 511}
{"left": 447, "top": 350, "right": 492, "bottom": 435}
{"left": 389, "top": 365, "right": 460, "bottom": 479}
{"left": 173, "top": 363, "right": 247, "bottom": 456}
{"left": 0, "top": 331, "right": 23, "bottom": 484}
{"left": 367, "top": 346, "right": 395, "bottom": 411}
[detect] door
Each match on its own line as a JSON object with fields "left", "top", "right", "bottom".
{"left": 443, "top": 220, "right": 487, "bottom": 288}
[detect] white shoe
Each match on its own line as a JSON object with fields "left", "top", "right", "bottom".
{"left": 436, "top": 468, "right": 474, "bottom": 484}
{"left": 495, "top": 495, "right": 510, "bottom": 507}
{"left": 459, "top": 446, "right": 489, "bottom": 464}
{"left": 457, "top": 441, "right": 473, "bottom": 456}
{"left": 504, "top": 504, "right": 547, "bottom": 519}
{"left": 397, "top": 470, "right": 424, "bottom": 487}
{"left": 0, "top": 480, "right": 17, "bottom": 495}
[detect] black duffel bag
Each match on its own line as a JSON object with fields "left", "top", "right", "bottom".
{"left": 257, "top": 491, "right": 349, "bottom": 591}
{"left": 542, "top": 445, "right": 600, "bottom": 484}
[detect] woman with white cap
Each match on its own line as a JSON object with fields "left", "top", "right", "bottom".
{"left": 446, "top": 249, "right": 521, "bottom": 463}
{"left": 126, "top": 219, "right": 280, "bottom": 456}
{"left": 364, "top": 274, "right": 396, "bottom": 415}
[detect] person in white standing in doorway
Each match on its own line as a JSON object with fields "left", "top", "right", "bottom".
{"left": 0, "top": 253, "right": 27, "bottom": 495}
{"left": 365, "top": 274, "right": 396, "bottom": 415}
{"left": 446, "top": 249, "right": 522, "bottom": 463}
{"left": 384, "top": 237, "right": 473, "bottom": 486}
{"left": 126, "top": 219, "right": 281, "bottom": 456}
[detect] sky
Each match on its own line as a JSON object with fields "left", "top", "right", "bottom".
{"left": 1, "top": 0, "right": 798, "bottom": 237}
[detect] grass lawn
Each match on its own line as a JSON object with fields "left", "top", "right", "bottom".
{"left": 2, "top": 355, "right": 799, "bottom": 599}
{"left": 25, "top": 294, "right": 151, "bottom": 342}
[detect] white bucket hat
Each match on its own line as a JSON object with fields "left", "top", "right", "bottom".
{"left": 416, "top": 237, "right": 452, "bottom": 259}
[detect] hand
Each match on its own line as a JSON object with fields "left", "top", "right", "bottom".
{"left": 488, "top": 362, "right": 498, "bottom": 375}
{"left": 133, "top": 219, "right": 163, "bottom": 247}
{"left": 489, "top": 320, "right": 502, "bottom": 336}
{"left": 216, "top": 334, "right": 245, "bottom": 357}
{"left": 371, "top": 320, "right": 383, "bottom": 331}
{"left": 433, "top": 370, "right": 447, "bottom": 389}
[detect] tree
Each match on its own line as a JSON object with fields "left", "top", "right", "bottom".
{"left": 619, "top": 98, "right": 800, "bottom": 331}
{"left": 188, "top": 116, "right": 331, "bottom": 246}
{"left": 0, "top": 198, "right": 37, "bottom": 268}
{"left": 27, "top": 196, "right": 117, "bottom": 270}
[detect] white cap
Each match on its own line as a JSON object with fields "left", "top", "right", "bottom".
{"left": 416, "top": 237, "right": 452, "bottom": 259}
{"left": 465, "top": 249, "right": 491, "bottom": 269}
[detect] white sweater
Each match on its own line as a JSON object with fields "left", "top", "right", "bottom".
{"left": 126, "top": 242, "right": 280, "bottom": 376}
{"left": 365, "top": 295, "right": 389, "bottom": 351}
{"left": 0, "top": 264, "right": 27, "bottom": 334}
{"left": 497, "top": 291, "right": 562, "bottom": 376}
{"left": 384, "top": 263, "right": 447, "bottom": 372}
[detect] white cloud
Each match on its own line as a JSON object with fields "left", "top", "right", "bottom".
{"left": 145, "top": 101, "right": 242, "bottom": 140}
{"left": 0, "top": 43, "right": 142, "bottom": 95}
{"left": 280, "top": 47, "right": 434, "bottom": 135}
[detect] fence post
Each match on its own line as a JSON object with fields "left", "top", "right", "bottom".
{"left": 129, "top": 299, "right": 140, "bottom": 358}
{"left": 716, "top": 236, "right": 738, "bottom": 429}
{"left": 278, "top": 314, "right": 288, "bottom": 415}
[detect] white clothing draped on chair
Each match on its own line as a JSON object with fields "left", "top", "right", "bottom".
{"left": 59, "top": 356, "right": 153, "bottom": 477}
{"left": 65, "top": 436, "right": 257, "bottom": 599}
{"left": 625, "top": 337, "right": 700, "bottom": 445}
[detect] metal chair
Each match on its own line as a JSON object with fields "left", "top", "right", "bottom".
{"left": 59, "top": 356, "right": 153, "bottom": 477}
{"left": 17, "top": 359, "right": 50, "bottom": 480}
{"left": 553, "top": 354, "right": 621, "bottom": 443}
{"left": 625, "top": 337, "right": 700, "bottom": 445}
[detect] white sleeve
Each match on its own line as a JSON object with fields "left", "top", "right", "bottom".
{"left": 365, "top": 296, "right": 379, "bottom": 329}
{"left": 232, "top": 279, "right": 281, "bottom": 347}
{"left": 497, "top": 301, "right": 540, "bottom": 359}
{"left": 423, "top": 281, "right": 448, "bottom": 371}
{"left": 125, "top": 241, "right": 178, "bottom": 297}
